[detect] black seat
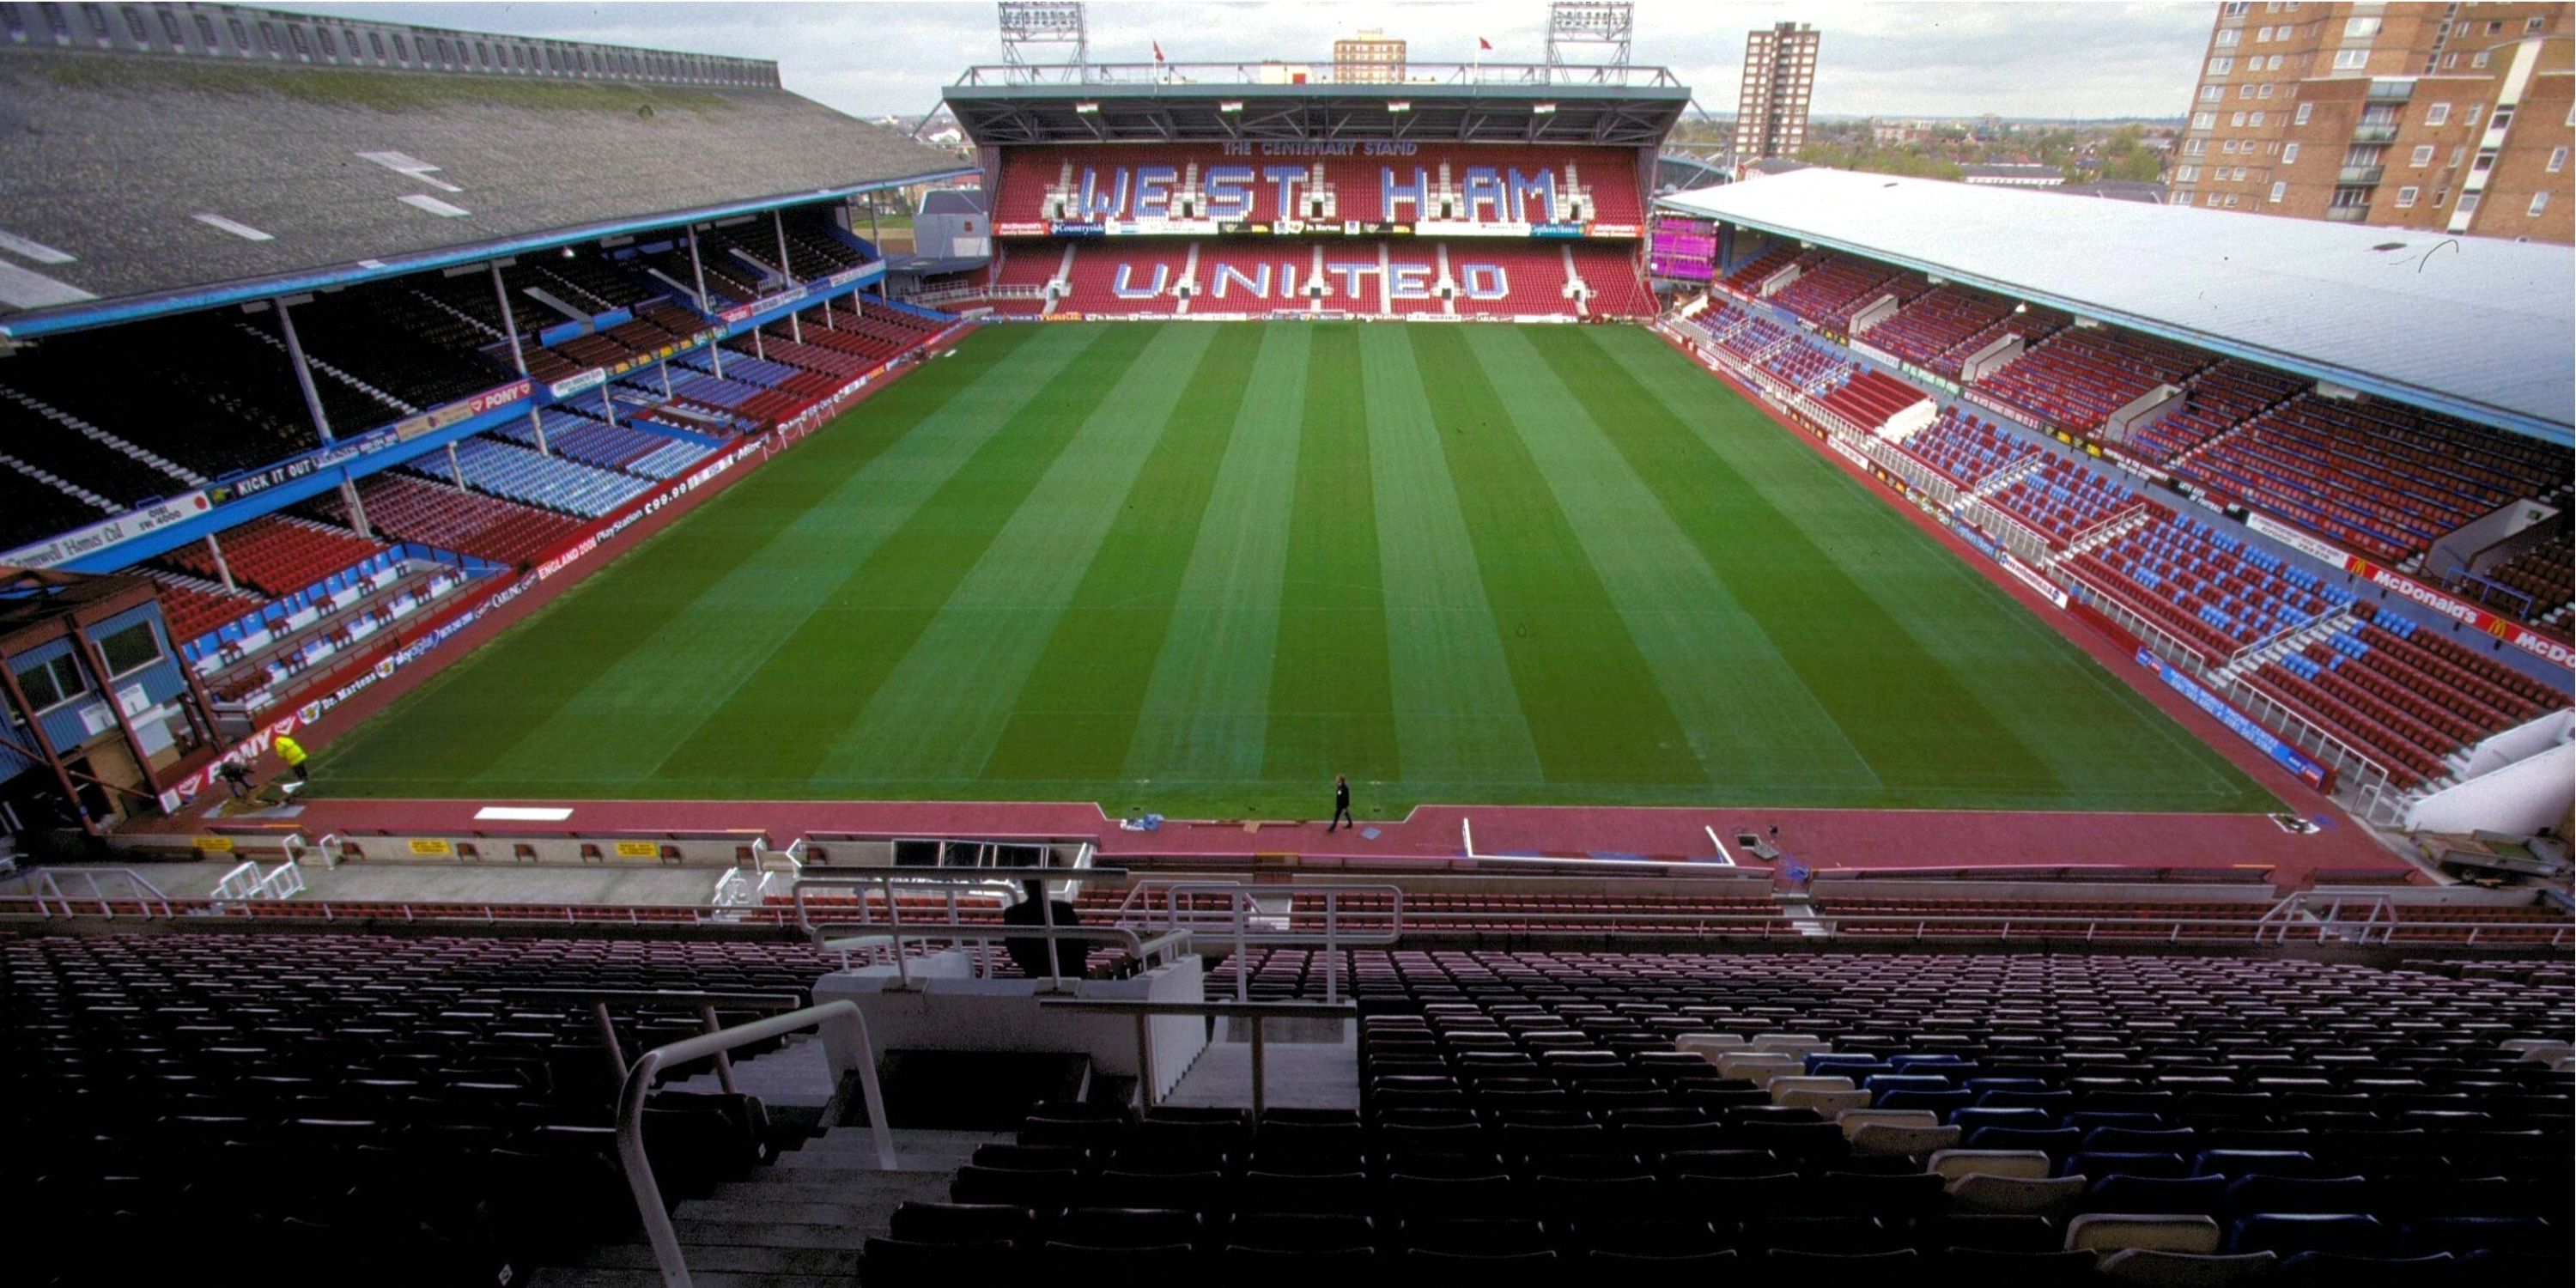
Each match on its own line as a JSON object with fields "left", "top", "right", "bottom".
{"left": 890, "top": 1201, "right": 1033, "bottom": 1245}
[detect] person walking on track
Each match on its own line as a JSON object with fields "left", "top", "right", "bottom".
{"left": 275, "top": 735, "right": 311, "bottom": 784}
{"left": 1328, "top": 774, "right": 1355, "bottom": 832}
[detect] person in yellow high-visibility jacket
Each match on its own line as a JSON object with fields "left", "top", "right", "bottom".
{"left": 276, "top": 735, "right": 311, "bottom": 783}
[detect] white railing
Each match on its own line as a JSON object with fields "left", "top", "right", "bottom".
{"left": 2255, "top": 890, "right": 2399, "bottom": 945}
{"left": 1113, "top": 881, "right": 1404, "bottom": 1002}
{"left": 9, "top": 867, "right": 177, "bottom": 917}
{"left": 210, "top": 860, "right": 306, "bottom": 903}
{"left": 791, "top": 870, "right": 1190, "bottom": 990}
{"left": 709, "top": 867, "right": 756, "bottom": 908}
{"left": 1038, "top": 997, "right": 1358, "bottom": 1116}
{"left": 613, "top": 999, "right": 896, "bottom": 1288}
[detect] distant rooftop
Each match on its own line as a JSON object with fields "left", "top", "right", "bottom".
{"left": 1660, "top": 167, "right": 2574, "bottom": 443}
{"left": 945, "top": 63, "right": 1688, "bottom": 146}
{"left": 0, "top": 1, "right": 778, "bottom": 88}
{"left": 0, "top": 44, "right": 971, "bottom": 337}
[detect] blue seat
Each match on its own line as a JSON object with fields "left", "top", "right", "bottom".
{"left": 2273, "top": 1252, "right": 2458, "bottom": 1285}
{"left": 2230, "top": 1213, "right": 2390, "bottom": 1258}
{"left": 1950, "top": 1108, "right": 2056, "bottom": 1133}
{"left": 1865, "top": 1074, "right": 1958, "bottom": 1097}
{"left": 2067, "top": 1152, "right": 2191, "bottom": 1181}
{"left": 2085, "top": 1174, "right": 2225, "bottom": 1214}
{"left": 1878, "top": 1090, "right": 1976, "bottom": 1115}
{"left": 1967, "top": 1127, "right": 2081, "bottom": 1157}
{"left": 2399, "top": 1217, "right": 2561, "bottom": 1258}
{"left": 2195, "top": 1151, "right": 2324, "bottom": 1179}
{"left": 2221, "top": 1176, "right": 2372, "bottom": 1217}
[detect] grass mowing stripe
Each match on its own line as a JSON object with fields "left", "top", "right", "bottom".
{"left": 1122, "top": 324, "right": 1313, "bottom": 787}
{"left": 1591, "top": 329, "right": 2276, "bottom": 812}
{"left": 317, "top": 325, "right": 1051, "bottom": 791}
{"left": 449, "top": 326, "right": 1060, "bottom": 788}
{"left": 651, "top": 324, "right": 1163, "bottom": 784}
{"left": 959, "top": 325, "right": 1264, "bottom": 781}
{"left": 1264, "top": 325, "right": 1401, "bottom": 794}
{"left": 1545, "top": 325, "right": 2061, "bottom": 799}
{"left": 1407, "top": 325, "right": 1704, "bottom": 788}
{"left": 821, "top": 324, "right": 1229, "bottom": 782}
{"left": 1357, "top": 325, "right": 1544, "bottom": 790}
{"left": 1464, "top": 326, "right": 1879, "bottom": 793}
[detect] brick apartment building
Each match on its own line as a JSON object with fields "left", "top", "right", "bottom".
{"left": 2175, "top": 2, "right": 2573, "bottom": 242}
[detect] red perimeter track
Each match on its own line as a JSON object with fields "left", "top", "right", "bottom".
{"left": 154, "top": 321, "right": 2419, "bottom": 892}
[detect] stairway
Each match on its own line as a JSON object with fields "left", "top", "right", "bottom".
{"left": 526, "top": 1126, "right": 997, "bottom": 1288}
{"left": 528, "top": 1034, "right": 1005, "bottom": 1288}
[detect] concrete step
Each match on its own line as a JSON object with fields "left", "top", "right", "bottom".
{"left": 671, "top": 1199, "right": 880, "bottom": 1227}
{"left": 708, "top": 1178, "right": 920, "bottom": 1205}
{"left": 671, "top": 1220, "right": 872, "bottom": 1251}
{"left": 528, "top": 1268, "right": 842, "bottom": 1288}
{"left": 580, "top": 1243, "right": 859, "bottom": 1276}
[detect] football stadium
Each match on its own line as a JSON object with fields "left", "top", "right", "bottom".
{"left": 0, "top": 3, "right": 2571, "bottom": 1285}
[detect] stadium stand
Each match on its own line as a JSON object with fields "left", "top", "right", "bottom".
{"left": 2, "top": 932, "right": 834, "bottom": 1287}
{"left": 1035, "top": 240, "right": 1651, "bottom": 319}
{"left": 1716, "top": 244, "right": 1801, "bottom": 295}
{"left": 1984, "top": 457, "right": 2142, "bottom": 550}
{"left": 1972, "top": 326, "right": 2214, "bottom": 434}
{"left": 2170, "top": 394, "right": 2569, "bottom": 563}
{"left": 1768, "top": 251, "right": 1917, "bottom": 331}
{"left": 410, "top": 437, "right": 656, "bottom": 519}
{"left": 310, "top": 474, "right": 589, "bottom": 570}
{"left": 2062, "top": 507, "right": 2354, "bottom": 665}
{"left": 865, "top": 947, "right": 2571, "bottom": 1276}
{"left": 1863, "top": 283, "right": 2020, "bottom": 373}
{"left": 2119, "top": 360, "right": 2307, "bottom": 465}
{"left": 1893, "top": 407, "right": 2044, "bottom": 490}
{"left": 993, "top": 143, "right": 1641, "bottom": 229}
{"left": 2459, "top": 532, "right": 2573, "bottom": 629}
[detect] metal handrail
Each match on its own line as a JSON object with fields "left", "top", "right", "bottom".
{"left": 615, "top": 1001, "right": 895, "bottom": 1288}
{"left": 0, "top": 888, "right": 2564, "bottom": 948}
{"left": 1039, "top": 998, "right": 1357, "bottom": 1117}
{"left": 14, "top": 867, "right": 176, "bottom": 918}
{"left": 1126, "top": 881, "right": 1404, "bottom": 1002}
{"left": 498, "top": 986, "right": 805, "bottom": 1092}
{"left": 791, "top": 870, "right": 1182, "bottom": 990}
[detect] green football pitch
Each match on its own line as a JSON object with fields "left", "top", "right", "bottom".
{"left": 314, "top": 321, "right": 2281, "bottom": 818}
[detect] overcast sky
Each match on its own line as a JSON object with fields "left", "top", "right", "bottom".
{"left": 283, "top": 1, "right": 2215, "bottom": 120}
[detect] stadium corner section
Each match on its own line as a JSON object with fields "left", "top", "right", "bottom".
{"left": 1637, "top": 319, "right": 2357, "bottom": 822}
{"left": 137, "top": 315, "right": 981, "bottom": 826}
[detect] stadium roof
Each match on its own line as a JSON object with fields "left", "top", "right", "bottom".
{"left": 1661, "top": 167, "right": 2576, "bottom": 444}
{"left": 0, "top": 47, "right": 974, "bottom": 338}
{"left": 945, "top": 64, "right": 1689, "bottom": 147}
{"left": 920, "top": 189, "right": 990, "bottom": 216}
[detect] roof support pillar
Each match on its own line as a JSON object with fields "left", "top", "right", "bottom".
{"left": 272, "top": 297, "right": 332, "bottom": 445}
{"left": 337, "top": 469, "right": 373, "bottom": 540}
{"left": 686, "top": 225, "right": 714, "bottom": 314}
{"left": 447, "top": 440, "right": 465, "bottom": 489}
{"left": 775, "top": 210, "right": 805, "bottom": 343}
{"left": 201, "top": 534, "right": 236, "bottom": 592}
{"left": 490, "top": 261, "right": 553, "bottom": 458}
{"left": 492, "top": 261, "right": 529, "bottom": 374}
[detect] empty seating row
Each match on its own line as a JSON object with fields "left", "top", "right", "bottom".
{"left": 1975, "top": 327, "right": 2212, "bottom": 434}
{"left": 1896, "top": 407, "right": 2044, "bottom": 489}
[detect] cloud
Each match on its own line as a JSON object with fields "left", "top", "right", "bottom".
{"left": 279, "top": 2, "right": 2212, "bottom": 120}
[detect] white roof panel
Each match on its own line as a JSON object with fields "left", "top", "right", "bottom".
{"left": 1660, "top": 167, "right": 2576, "bottom": 444}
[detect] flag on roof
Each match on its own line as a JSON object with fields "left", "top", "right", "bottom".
{"left": 1152, "top": 40, "right": 1166, "bottom": 63}
{"left": 1479, "top": 37, "right": 1492, "bottom": 51}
